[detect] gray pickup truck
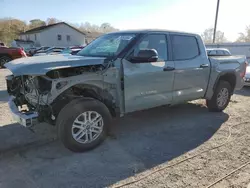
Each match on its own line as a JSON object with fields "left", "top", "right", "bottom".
{"left": 5, "top": 30, "right": 247, "bottom": 152}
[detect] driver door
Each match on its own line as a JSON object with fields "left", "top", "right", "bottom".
{"left": 122, "top": 34, "right": 175, "bottom": 113}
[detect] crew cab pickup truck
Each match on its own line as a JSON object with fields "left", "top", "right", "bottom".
{"left": 0, "top": 47, "right": 27, "bottom": 68}
{"left": 5, "top": 30, "right": 247, "bottom": 152}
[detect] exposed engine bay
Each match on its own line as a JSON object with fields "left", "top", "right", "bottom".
{"left": 6, "top": 64, "right": 108, "bottom": 124}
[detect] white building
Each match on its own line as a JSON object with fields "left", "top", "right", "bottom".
{"left": 19, "top": 22, "right": 86, "bottom": 47}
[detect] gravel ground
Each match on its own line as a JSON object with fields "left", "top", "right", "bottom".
{"left": 0, "top": 69, "right": 249, "bottom": 188}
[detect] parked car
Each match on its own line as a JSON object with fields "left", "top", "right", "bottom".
{"left": 34, "top": 47, "right": 65, "bottom": 56}
{"left": 0, "top": 47, "right": 26, "bottom": 68}
{"left": 5, "top": 30, "right": 247, "bottom": 152}
{"left": 23, "top": 47, "right": 38, "bottom": 56}
{"left": 206, "top": 48, "right": 231, "bottom": 56}
{"left": 244, "top": 64, "right": 250, "bottom": 86}
{"left": 60, "top": 46, "right": 84, "bottom": 55}
{"left": 29, "top": 46, "right": 50, "bottom": 56}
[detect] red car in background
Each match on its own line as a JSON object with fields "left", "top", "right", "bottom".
{"left": 0, "top": 47, "right": 27, "bottom": 68}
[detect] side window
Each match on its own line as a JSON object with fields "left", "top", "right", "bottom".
{"left": 67, "top": 35, "right": 70, "bottom": 41}
{"left": 208, "top": 50, "right": 216, "bottom": 55}
{"left": 216, "top": 50, "right": 224, "bottom": 55}
{"left": 135, "top": 34, "right": 168, "bottom": 60}
{"left": 58, "top": 34, "right": 62, "bottom": 41}
{"left": 172, "top": 35, "right": 199, "bottom": 60}
{"left": 53, "top": 49, "right": 63, "bottom": 52}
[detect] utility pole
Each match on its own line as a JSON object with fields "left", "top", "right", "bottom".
{"left": 213, "top": 0, "right": 220, "bottom": 43}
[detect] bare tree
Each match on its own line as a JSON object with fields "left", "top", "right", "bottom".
{"left": 236, "top": 26, "right": 250, "bottom": 42}
{"left": 46, "top": 18, "right": 60, "bottom": 25}
{"left": 201, "top": 28, "right": 227, "bottom": 43}
{"left": 78, "top": 22, "right": 118, "bottom": 33}
{"left": 100, "top": 23, "right": 119, "bottom": 32}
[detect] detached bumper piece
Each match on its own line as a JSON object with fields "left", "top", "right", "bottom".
{"left": 8, "top": 96, "right": 38, "bottom": 127}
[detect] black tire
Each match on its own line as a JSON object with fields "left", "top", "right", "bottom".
{"left": 56, "top": 98, "right": 112, "bottom": 152}
{"left": 206, "top": 80, "right": 232, "bottom": 112}
{"left": 0, "top": 56, "right": 12, "bottom": 68}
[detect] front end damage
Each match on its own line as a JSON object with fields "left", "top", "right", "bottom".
{"left": 6, "top": 74, "right": 54, "bottom": 127}
{"left": 6, "top": 64, "right": 119, "bottom": 128}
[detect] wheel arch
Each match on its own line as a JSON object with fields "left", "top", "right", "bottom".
{"left": 51, "top": 83, "right": 118, "bottom": 119}
{"left": 213, "top": 71, "right": 236, "bottom": 94}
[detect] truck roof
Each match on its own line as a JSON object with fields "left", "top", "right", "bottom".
{"left": 109, "top": 29, "right": 199, "bottom": 36}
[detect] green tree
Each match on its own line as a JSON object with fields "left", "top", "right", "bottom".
{"left": 29, "top": 19, "right": 46, "bottom": 29}
{"left": 0, "top": 18, "right": 27, "bottom": 45}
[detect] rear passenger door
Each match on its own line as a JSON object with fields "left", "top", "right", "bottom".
{"left": 171, "top": 34, "right": 210, "bottom": 103}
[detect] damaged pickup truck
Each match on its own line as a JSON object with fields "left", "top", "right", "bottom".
{"left": 5, "top": 30, "right": 247, "bottom": 152}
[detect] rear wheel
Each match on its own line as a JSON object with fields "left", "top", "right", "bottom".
{"left": 206, "top": 81, "right": 232, "bottom": 112}
{"left": 0, "top": 56, "right": 12, "bottom": 68}
{"left": 56, "top": 98, "right": 112, "bottom": 152}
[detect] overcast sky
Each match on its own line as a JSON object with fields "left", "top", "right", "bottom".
{"left": 1, "top": 0, "right": 250, "bottom": 41}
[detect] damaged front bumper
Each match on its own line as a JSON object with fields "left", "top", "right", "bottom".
{"left": 8, "top": 96, "right": 39, "bottom": 127}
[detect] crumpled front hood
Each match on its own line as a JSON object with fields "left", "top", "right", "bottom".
{"left": 5, "top": 55, "right": 107, "bottom": 76}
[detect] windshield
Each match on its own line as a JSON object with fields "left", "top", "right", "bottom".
{"left": 77, "top": 33, "right": 137, "bottom": 57}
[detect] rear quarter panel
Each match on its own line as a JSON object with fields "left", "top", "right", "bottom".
{"left": 205, "top": 55, "right": 246, "bottom": 99}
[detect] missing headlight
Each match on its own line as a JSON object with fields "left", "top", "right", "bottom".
{"left": 36, "top": 76, "right": 52, "bottom": 93}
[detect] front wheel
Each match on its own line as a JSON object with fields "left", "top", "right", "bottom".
{"left": 56, "top": 98, "right": 112, "bottom": 152}
{"left": 206, "top": 81, "right": 232, "bottom": 112}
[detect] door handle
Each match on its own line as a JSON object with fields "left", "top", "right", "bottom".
{"left": 163, "top": 66, "right": 175, "bottom": 71}
{"left": 200, "top": 64, "right": 209, "bottom": 68}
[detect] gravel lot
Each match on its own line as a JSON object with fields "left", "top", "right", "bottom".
{"left": 0, "top": 68, "right": 249, "bottom": 188}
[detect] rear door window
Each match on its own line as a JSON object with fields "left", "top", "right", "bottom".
{"left": 171, "top": 35, "right": 199, "bottom": 60}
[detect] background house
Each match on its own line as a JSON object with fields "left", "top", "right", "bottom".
{"left": 19, "top": 22, "right": 86, "bottom": 47}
